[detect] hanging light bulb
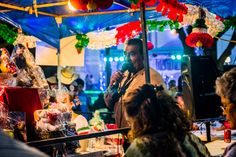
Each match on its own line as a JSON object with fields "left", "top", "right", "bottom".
{"left": 68, "top": 0, "right": 77, "bottom": 11}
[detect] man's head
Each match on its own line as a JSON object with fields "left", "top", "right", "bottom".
{"left": 124, "top": 38, "right": 144, "bottom": 73}
{"left": 75, "top": 78, "right": 85, "bottom": 94}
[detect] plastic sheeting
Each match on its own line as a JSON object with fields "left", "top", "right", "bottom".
{"left": 0, "top": 0, "right": 235, "bottom": 49}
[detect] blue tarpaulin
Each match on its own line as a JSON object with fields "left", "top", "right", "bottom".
{"left": 0, "top": 0, "right": 235, "bottom": 49}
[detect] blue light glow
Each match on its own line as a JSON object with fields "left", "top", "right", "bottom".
{"left": 171, "top": 55, "right": 176, "bottom": 60}
{"left": 176, "top": 55, "right": 182, "bottom": 60}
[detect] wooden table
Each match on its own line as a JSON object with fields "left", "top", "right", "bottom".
{"left": 193, "top": 130, "right": 236, "bottom": 157}
{"left": 206, "top": 139, "right": 235, "bottom": 157}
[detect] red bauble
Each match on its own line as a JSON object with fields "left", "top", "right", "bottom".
{"left": 95, "top": 0, "right": 113, "bottom": 10}
{"left": 147, "top": 41, "right": 154, "bottom": 50}
{"left": 185, "top": 32, "right": 213, "bottom": 48}
{"left": 70, "top": 0, "right": 89, "bottom": 10}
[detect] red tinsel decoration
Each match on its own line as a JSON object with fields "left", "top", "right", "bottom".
{"left": 131, "top": 0, "right": 157, "bottom": 9}
{"left": 155, "top": 0, "right": 188, "bottom": 22}
{"left": 216, "top": 15, "right": 224, "bottom": 22}
{"left": 115, "top": 21, "right": 142, "bottom": 44}
{"left": 185, "top": 33, "right": 213, "bottom": 48}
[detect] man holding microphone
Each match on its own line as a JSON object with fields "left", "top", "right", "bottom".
{"left": 104, "top": 38, "right": 166, "bottom": 128}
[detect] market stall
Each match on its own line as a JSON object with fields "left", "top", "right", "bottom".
{"left": 0, "top": 0, "right": 235, "bottom": 157}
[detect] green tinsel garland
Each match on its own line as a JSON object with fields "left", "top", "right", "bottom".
{"left": 146, "top": 20, "right": 180, "bottom": 32}
{"left": 0, "top": 23, "right": 17, "bottom": 44}
{"left": 223, "top": 16, "right": 236, "bottom": 29}
{"left": 75, "top": 33, "right": 89, "bottom": 50}
{"left": 128, "top": 0, "right": 139, "bottom": 5}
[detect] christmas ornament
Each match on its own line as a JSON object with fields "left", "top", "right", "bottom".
{"left": 75, "top": 34, "right": 89, "bottom": 54}
{"left": 69, "top": 0, "right": 113, "bottom": 11}
{"left": 186, "top": 8, "right": 213, "bottom": 48}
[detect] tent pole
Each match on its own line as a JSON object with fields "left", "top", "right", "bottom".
{"left": 57, "top": 48, "right": 61, "bottom": 90}
{"left": 140, "top": 2, "right": 150, "bottom": 83}
{"left": 56, "top": 18, "right": 62, "bottom": 90}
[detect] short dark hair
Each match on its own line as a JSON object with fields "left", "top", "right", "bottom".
{"left": 75, "top": 78, "right": 84, "bottom": 87}
{"left": 126, "top": 38, "right": 143, "bottom": 56}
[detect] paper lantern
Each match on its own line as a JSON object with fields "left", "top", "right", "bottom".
{"left": 186, "top": 32, "right": 213, "bottom": 48}
{"left": 69, "top": 0, "right": 88, "bottom": 10}
{"left": 186, "top": 19, "right": 213, "bottom": 48}
{"left": 95, "top": 0, "right": 113, "bottom": 10}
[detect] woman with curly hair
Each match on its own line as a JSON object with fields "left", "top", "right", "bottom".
{"left": 215, "top": 67, "right": 236, "bottom": 157}
{"left": 124, "top": 84, "right": 210, "bottom": 157}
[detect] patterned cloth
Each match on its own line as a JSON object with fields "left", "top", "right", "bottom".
{"left": 105, "top": 67, "right": 166, "bottom": 128}
{"left": 222, "top": 142, "right": 236, "bottom": 157}
{"left": 125, "top": 132, "right": 211, "bottom": 157}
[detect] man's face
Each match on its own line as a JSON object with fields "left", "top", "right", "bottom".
{"left": 124, "top": 44, "right": 143, "bottom": 73}
{"left": 77, "top": 84, "right": 84, "bottom": 93}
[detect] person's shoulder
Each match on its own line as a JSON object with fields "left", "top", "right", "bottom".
{"left": 223, "top": 141, "right": 236, "bottom": 157}
{"left": 181, "top": 132, "right": 211, "bottom": 157}
{"left": 125, "top": 137, "right": 148, "bottom": 157}
{"left": 0, "top": 131, "right": 48, "bottom": 157}
{"left": 149, "top": 67, "right": 162, "bottom": 78}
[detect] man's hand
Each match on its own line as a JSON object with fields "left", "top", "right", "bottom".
{"left": 110, "top": 71, "right": 124, "bottom": 86}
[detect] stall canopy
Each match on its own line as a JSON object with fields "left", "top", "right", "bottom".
{"left": 0, "top": 0, "right": 235, "bottom": 49}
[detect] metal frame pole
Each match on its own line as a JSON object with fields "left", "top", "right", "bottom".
{"left": 140, "top": 2, "right": 150, "bottom": 83}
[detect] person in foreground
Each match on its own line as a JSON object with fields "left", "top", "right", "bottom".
{"left": 104, "top": 38, "right": 166, "bottom": 128}
{"left": 124, "top": 84, "right": 210, "bottom": 157}
{"left": 215, "top": 67, "right": 236, "bottom": 157}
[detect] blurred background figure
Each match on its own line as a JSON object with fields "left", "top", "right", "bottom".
{"left": 92, "top": 93, "right": 107, "bottom": 111}
{"left": 72, "top": 78, "right": 92, "bottom": 121}
{"left": 215, "top": 67, "right": 236, "bottom": 157}
{"left": 168, "top": 79, "right": 178, "bottom": 98}
{"left": 124, "top": 84, "right": 210, "bottom": 157}
{"left": 85, "top": 74, "right": 93, "bottom": 90}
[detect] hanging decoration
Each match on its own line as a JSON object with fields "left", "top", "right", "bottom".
{"left": 0, "top": 48, "right": 17, "bottom": 74}
{"left": 0, "top": 23, "right": 17, "bottom": 44}
{"left": 87, "top": 29, "right": 117, "bottom": 50}
{"left": 155, "top": 0, "right": 188, "bottom": 22}
{"left": 147, "top": 41, "right": 154, "bottom": 50}
{"left": 186, "top": 8, "right": 213, "bottom": 48}
{"left": 75, "top": 34, "right": 89, "bottom": 54}
{"left": 115, "top": 21, "right": 142, "bottom": 44}
{"left": 69, "top": 0, "right": 114, "bottom": 11}
{"left": 14, "top": 29, "right": 37, "bottom": 48}
{"left": 146, "top": 20, "right": 180, "bottom": 31}
{"left": 182, "top": 5, "right": 225, "bottom": 37}
{"left": 129, "top": 0, "right": 157, "bottom": 9}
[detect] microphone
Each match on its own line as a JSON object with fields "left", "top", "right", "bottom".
{"left": 111, "top": 62, "right": 133, "bottom": 88}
